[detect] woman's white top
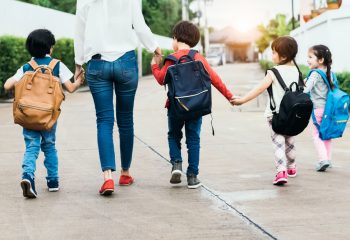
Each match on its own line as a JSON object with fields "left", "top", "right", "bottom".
{"left": 74, "top": 0, "right": 158, "bottom": 65}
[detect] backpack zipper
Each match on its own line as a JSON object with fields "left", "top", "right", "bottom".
{"left": 18, "top": 103, "right": 53, "bottom": 113}
{"left": 176, "top": 99, "right": 190, "bottom": 111}
{"left": 175, "top": 89, "right": 208, "bottom": 99}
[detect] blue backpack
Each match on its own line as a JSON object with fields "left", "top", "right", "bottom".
{"left": 164, "top": 50, "right": 212, "bottom": 121}
{"left": 308, "top": 69, "right": 350, "bottom": 140}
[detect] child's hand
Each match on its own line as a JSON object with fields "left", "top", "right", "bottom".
{"left": 75, "top": 69, "right": 85, "bottom": 86}
{"left": 230, "top": 96, "right": 244, "bottom": 106}
{"left": 151, "top": 54, "right": 162, "bottom": 66}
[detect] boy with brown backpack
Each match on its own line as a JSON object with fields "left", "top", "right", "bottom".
{"left": 4, "top": 29, "right": 84, "bottom": 198}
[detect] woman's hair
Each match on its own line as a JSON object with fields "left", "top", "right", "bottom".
{"left": 310, "top": 45, "right": 334, "bottom": 88}
{"left": 172, "top": 21, "right": 200, "bottom": 48}
{"left": 271, "top": 36, "right": 303, "bottom": 85}
{"left": 26, "top": 29, "right": 56, "bottom": 58}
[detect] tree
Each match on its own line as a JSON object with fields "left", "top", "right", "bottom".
{"left": 256, "top": 14, "right": 300, "bottom": 53}
{"left": 142, "top": 0, "right": 182, "bottom": 37}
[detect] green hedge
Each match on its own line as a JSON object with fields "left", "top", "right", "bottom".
{"left": 0, "top": 36, "right": 30, "bottom": 97}
{"left": 0, "top": 35, "right": 174, "bottom": 98}
{"left": 0, "top": 36, "right": 75, "bottom": 98}
{"left": 140, "top": 48, "right": 173, "bottom": 76}
{"left": 259, "top": 60, "right": 350, "bottom": 94}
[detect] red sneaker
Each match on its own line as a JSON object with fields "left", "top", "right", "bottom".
{"left": 273, "top": 171, "right": 288, "bottom": 186}
{"left": 287, "top": 168, "right": 297, "bottom": 178}
{"left": 119, "top": 175, "right": 134, "bottom": 186}
{"left": 99, "top": 179, "right": 114, "bottom": 195}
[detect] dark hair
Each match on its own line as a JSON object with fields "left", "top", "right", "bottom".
{"left": 310, "top": 45, "right": 334, "bottom": 89}
{"left": 172, "top": 21, "right": 200, "bottom": 48}
{"left": 26, "top": 29, "right": 56, "bottom": 58}
{"left": 271, "top": 36, "right": 298, "bottom": 65}
{"left": 272, "top": 36, "right": 303, "bottom": 85}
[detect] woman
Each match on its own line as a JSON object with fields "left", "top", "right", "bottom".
{"left": 74, "top": 0, "right": 161, "bottom": 195}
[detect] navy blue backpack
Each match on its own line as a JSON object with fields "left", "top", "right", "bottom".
{"left": 164, "top": 50, "right": 212, "bottom": 121}
{"left": 307, "top": 69, "right": 350, "bottom": 140}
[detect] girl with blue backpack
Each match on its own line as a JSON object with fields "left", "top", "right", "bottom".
{"left": 305, "top": 45, "right": 349, "bottom": 172}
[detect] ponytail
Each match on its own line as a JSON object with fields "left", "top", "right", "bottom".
{"left": 310, "top": 45, "right": 334, "bottom": 89}
{"left": 293, "top": 59, "right": 304, "bottom": 87}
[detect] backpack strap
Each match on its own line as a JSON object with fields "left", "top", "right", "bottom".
{"left": 266, "top": 68, "right": 288, "bottom": 113}
{"left": 270, "top": 68, "right": 288, "bottom": 90}
{"left": 188, "top": 49, "right": 198, "bottom": 60}
{"left": 47, "top": 59, "right": 60, "bottom": 73}
{"left": 28, "top": 59, "right": 40, "bottom": 71}
{"left": 164, "top": 54, "right": 178, "bottom": 64}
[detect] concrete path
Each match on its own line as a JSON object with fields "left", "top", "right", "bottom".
{"left": 1, "top": 63, "right": 349, "bottom": 240}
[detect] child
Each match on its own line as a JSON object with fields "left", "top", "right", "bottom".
{"left": 232, "top": 36, "right": 302, "bottom": 186}
{"left": 304, "top": 45, "right": 334, "bottom": 171}
{"left": 151, "top": 21, "right": 234, "bottom": 189}
{"left": 4, "top": 29, "right": 84, "bottom": 198}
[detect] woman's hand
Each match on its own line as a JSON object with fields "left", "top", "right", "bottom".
{"left": 151, "top": 55, "right": 162, "bottom": 66}
{"left": 154, "top": 47, "right": 162, "bottom": 56}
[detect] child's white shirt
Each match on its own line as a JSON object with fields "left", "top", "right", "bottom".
{"left": 11, "top": 57, "right": 73, "bottom": 84}
{"left": 265, "top": 65, "right": 300, "bottom": 118}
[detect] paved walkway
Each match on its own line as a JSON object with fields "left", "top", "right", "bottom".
{"left": 1, "top": 63, "right": 349, "bottom": 240}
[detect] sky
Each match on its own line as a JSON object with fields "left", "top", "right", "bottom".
{"left": 195, "top": 0, "right": 302, "bottom": 31}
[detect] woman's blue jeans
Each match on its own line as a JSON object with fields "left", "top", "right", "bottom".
{"left": 86, "top": 51, "right": 138, "bottom": 172}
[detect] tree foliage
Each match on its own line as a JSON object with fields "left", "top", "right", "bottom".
{"left": 256, "top": 14, "right": 300, "bottom": 53}
{"left": 19, "top": 0, "right": 76, "bottom": 13}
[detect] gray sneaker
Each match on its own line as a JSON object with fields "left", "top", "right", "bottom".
{"left": 170, "top": 162, "right": 182, "bottom": 184}
{"left": 187, "top": 174, "right": 202, "bottom": 189}
{"left": 316, "top": 160, "right": 331, "bottom": 172}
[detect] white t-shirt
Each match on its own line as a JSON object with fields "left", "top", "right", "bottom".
{"left": 265, "top": 65, "right": 300, "bottom": 118}
{"left": 12, "top": 60, "right": 73, "bottom": 84}
{"left": 74, "top": 0, "right": 158, "bottom": 65}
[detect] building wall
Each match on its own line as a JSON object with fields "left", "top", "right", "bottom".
{"left": 262, "top": 3, "right": 350, "bottom": 72}
{"left": 291, "top": 6, "right": 350, "bottom": 72}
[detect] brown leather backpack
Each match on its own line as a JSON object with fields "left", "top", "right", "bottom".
{"left": 13, "top": 59, "right": 65, "bottom": 131}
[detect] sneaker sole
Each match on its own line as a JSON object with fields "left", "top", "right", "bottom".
{"left": 287, "top": 173, "right": 297, "bottom": 178}
{"left": 20, "top": 180, "right": 37, "bottom": 198}
{"left": 99, "top": 189, "right": 114, "bottom": 196}
{"left": 187, "top": 182, "right": 202, "bottom": 189}
{"left": 170, "top": 170, "right": 182, "bottom": 184}
{"left": 316, "top": 163, "right": 330, "bottom": 172}
{"left": 48, "top": 188, "right": 59, "bottom": 192}
{"left": 273, "top": 178, "right": 288, "bottom": 186}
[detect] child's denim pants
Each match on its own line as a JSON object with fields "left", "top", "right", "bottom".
{"left": 22, "top": 123, "right": 58, "bottom": 181}
{"left": 167, "top": 112, "right": 202, "bottom": 176}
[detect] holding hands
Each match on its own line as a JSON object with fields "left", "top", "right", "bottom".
{"left": 230, "top": 96, "right": 245, "bottom": 106}
{"left": 74, "top": 65, "right": 85, "bottom": 85}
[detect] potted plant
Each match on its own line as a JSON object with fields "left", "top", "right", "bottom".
{"left": 311, "top": 9, "right": 321, "bottom": 18}
{"left": 303, "top": 14, "right": 312, "bottom": 23}
{"left": 327, "top": 0, "right": 340, "bottom": 9}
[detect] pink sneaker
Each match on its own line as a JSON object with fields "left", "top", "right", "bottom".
{"left": 273, "top": 171, "right": 288, "bottom": 185}
{"left": 287, "top": 168, "right": 297, "bottom": 178}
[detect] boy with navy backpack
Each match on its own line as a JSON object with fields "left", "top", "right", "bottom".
{"left": 4, "top": 29, "right": 84, "bottom": 198}
{"left": 305, "top": 45, "right": 349, "bottom": 172}
{"left": 151, "top": 21, "right": 234, "bottom": 189}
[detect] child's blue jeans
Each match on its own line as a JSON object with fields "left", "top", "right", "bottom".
{"left": 167, "top": 113, "right": 202, "bottom": 176}
{"left": 22, "top": 123, "right": 58, "bottom": 181}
